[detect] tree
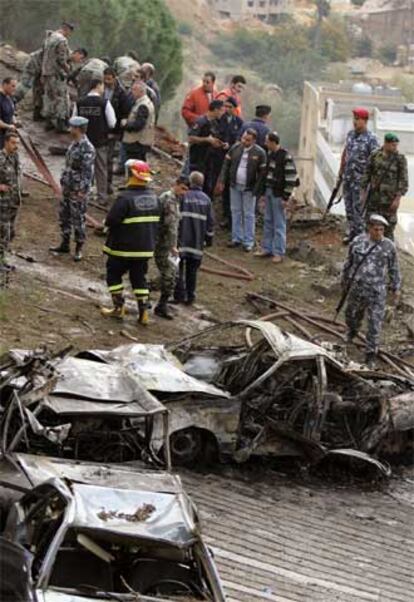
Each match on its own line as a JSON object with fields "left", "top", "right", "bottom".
{"left": 0, "top": 0, "right": 183, "bottom": 99}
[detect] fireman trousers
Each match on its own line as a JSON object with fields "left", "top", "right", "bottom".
{"left": 106, "top": 255, "right": 149, "bottom": 300}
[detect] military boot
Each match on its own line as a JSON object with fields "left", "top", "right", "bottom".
{"left": 74, "top": 243, "right": 83, "bottom": 262}
{"left": 137, "top": 300, "right": 149, "bottom": 326}
{"left": 154, "top": 294, "right": 174, "bottom": 320}
{"left": 101, "top": 294, "right": 127, "bottom": 320}
{"left": 49, "top": 239, "right": 70, "bottom": 254}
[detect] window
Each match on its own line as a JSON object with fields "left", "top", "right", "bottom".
{"left": 248, "top": 0, "right": 254, "bottom": 6}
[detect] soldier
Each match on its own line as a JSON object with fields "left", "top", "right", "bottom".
{"left": 0, "top": 131, "right": 21, "bottom": 282}
{"left": 154, "top": 176, "right": 190, "bottom": 320}
{"left": 75, "top": 57, "right": 108, "bottom": 99}
{"left": 101, "top": 160, "right": 161, "bottom": 326}
{"left": 342, "top": 214, "right": 401, "bottom": 368}
{"left": 338, "top": 108, "right": 379, "bottom": 244}
{"left": 14, "top": 49, "right": 44, "bottom": 121}
{"left": 50, "top": 116, "right": 95, "bottom": 262}
{"left": 41, "top": 22, "right": 74, "bottom": 133}
{"left": 361, "top": 132, "right": 409, "bottom": 240}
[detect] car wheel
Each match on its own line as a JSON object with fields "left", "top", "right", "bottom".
{"left": 170, "top": 428, "right": 205, "bottom": 466}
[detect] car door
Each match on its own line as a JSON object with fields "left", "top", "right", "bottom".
{"left": 0, "top": 536, "right": 37, "bottom": 602}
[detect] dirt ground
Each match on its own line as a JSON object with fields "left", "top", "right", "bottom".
{"left": 2, "top": 122, "right": 414, "bottom": 370}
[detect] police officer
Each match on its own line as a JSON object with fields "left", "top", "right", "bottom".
{"left": 342, "top": 214, "right": 401, "bottom": 368}
{"left": 338, "top": 108, "right": 379, "bottom": 244}
{"left": 0, "top": 131, "right": 21, "bottom": 282}
{"left": 239, "top": 105, "right": 272, "bottom": 149}
{"left": 361, "top": 132, "right": 409, "bottom": 240}
{"left": 50, "top": 116, "right": 95, "bottom": 261}
{"left": 101, "top": 160, "right": 161, "bottom": 326}
{"left": 154, "top": 176, "right": 190, "bottom": 320}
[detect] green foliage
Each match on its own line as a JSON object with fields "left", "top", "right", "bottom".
{"left": 393, "top": 74, "right": 414, "bottom": 102}
{"left": 0, "top": 0, "right": 183, "bottom": 99}
{"left": 318, "top": 18, "right": 350, "bottom": 62}
{"left": 212, "top": 25, "right": 327, "bottom": 93}
{"left": 378, "top": 45, "right": 397, "bottom": 66}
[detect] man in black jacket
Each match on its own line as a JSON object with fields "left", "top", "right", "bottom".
{"left": 103, "top": 67, "right": 130, "bottom": 193}
{"left": 101, "top": 160, "right": 160, "bottom": 325}
{"left": 76, "top": 79, "right": 116, "bottom": 206}
{"left": 255, "top": 132, "right": 298, "bottom": 263}
{"left": 219, "top": 129, "right": 266, "bottom": 251}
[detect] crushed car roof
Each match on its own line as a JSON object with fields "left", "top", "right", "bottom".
{"left": 4, "top": 454, "right": 184, "bottom": 493}
{"left": 69, "top": 481, "right": 196, "bottom": 545}
{"left": 82, "top": 344, "right": 230, "bottom": 397}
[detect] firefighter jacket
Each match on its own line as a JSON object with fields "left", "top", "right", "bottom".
{"left": 103, "top": 186, "right": 161, "bottom": 259}
{"left": 178, "top": 186, "right": 214, "bottom": 260}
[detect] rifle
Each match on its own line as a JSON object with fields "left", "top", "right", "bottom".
{"left": 323, "top": 175, "right": 343, "bottom": 219}
{"left": 335, "top": 241, "right": 381, "bottom": 321}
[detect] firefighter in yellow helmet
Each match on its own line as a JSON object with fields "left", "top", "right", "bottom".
{"left": 101, "top": 159, "right": 161, "bottom": 325}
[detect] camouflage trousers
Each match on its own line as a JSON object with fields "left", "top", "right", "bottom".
{"left": 345, "top": 286, "right": 386, "bottom": 354}
{"left": 343, "top": 183, "right": 364, "bottom": 241}
{"left": 59, "top": 196, "right": 87, "bottom": 244}
{"left": 0, "top": 195, "right": 19, "bottom": 261}
{"left": 43, "top": 75, "right": 69, "bottom": 125}
{"left": 15, "top": 76, "right": 43, "bottom": 113}
{"left": 155, "top": 250, "right": 176, "bottom": 299}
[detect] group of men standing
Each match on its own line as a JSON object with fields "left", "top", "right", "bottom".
{"left": 182, "top": 71, "right": 296, "bottom": 262}
{"left": 0, "top": 32, "right": 411, "bottom": 367}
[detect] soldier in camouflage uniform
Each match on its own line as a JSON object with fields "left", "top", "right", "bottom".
{"left": 14, "top": 49, "right": 44, "bottom": 121}
{"left": 0, "top": 132, "right": 21, "bottom": 284}
{"left": 338, "top": 108, "right": 379, "bottom": 243}
{"left": 50, "top": 116, "right": 95, "bottom": 262}
{"left": 361, "top": 132, "right": 409, "bottom": 240}
{"left": 41, "top": 22, "right": 74, "bottom": 133}
{"left": 154, "top": 176, "right": 189, "bottom": 319}
{"left": 342, "top": 214, "right": 401, "bottom": 368}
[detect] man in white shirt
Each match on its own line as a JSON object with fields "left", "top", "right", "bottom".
{"left": 75, "top": 78, "right": 116, "bottom": 206}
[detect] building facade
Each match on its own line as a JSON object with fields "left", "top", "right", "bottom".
{"left": 211, "top": 0, "right": 291, "bottom": 22}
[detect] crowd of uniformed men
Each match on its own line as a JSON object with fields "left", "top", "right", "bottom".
{"left": 0, "top": 21, "right": 410, "bottom": 366}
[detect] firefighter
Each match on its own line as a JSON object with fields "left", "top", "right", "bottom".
{"left": 101, "top": 160, "right": 160, "bottom": 326}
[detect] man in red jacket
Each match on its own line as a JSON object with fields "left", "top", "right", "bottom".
{"left": 216, "top": 75, "right": 246, "bottom": 118}
{"left": 181, "top": 71, "right": 217, "bottom": 127}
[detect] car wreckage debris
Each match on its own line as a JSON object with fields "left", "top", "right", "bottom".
{"left": 1, "top": 320, "right": 413, "bottom": 479}
{"left": 97, "top": 502, "right": 156, "bottom": 523}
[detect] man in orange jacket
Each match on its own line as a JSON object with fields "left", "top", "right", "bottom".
{"left": 181, "top": 71, "right": 217, "bottom": 127}
{"left": 216, "top": 75, "right": 246, "bottom": 118}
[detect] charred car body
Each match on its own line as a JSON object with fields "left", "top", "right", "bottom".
{"left": 0, "top": 454, "right": 226, "bottom": 602}
{"left": 1, "top": 321, "right": 413, "bottom": 474}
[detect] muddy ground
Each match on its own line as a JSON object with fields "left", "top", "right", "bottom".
{"left": 1, "top": 99, "right": 414, "bottom": 601}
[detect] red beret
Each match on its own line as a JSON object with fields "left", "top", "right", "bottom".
{"left": 353, "top": 107, "right": 369, "bottom": 119}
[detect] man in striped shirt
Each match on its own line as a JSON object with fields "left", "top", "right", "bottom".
{"left": 174, "top": 171, "right": 214, "bottom": 305}
{"left": 255, "top": 131, "right": 298, "bottom": 263}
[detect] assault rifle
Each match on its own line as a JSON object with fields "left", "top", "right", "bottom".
{"left": 323, "top": 175, "right": 343, "bottom": 219}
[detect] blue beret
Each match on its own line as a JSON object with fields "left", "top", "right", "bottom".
{"left": 69, "top": 116, "right": 89, "bottom": 127}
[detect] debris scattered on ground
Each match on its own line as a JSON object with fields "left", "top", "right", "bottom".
{"left": 97, "top": 503, "right": 156, "bottom": 522}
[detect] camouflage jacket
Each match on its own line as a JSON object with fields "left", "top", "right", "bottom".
{"left": 25, "top": 49, "right": 43, "bottom": 78}
{"left": 155, "top": 190, "right": 180, "bottom": 252}
{"left": 342, "top": 233, "right": 401, "bottom": 294}
{"left": 42, "top": 30, "right": 70, "bottom": 78}
{"left": 60, "top": 136, "right": 95, "bottom": 196}
{"left": 361, "top": 148, "right": 409, "bottom": 210}
{"left": 0, "top": 149, "right": 21, "bottom": 203}
{"left": 343, "top": 129, "right": 379, "bottom": 187}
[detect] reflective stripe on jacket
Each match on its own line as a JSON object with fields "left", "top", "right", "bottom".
{"left": 104, "top": 186, "right": 160, "bottom": 258}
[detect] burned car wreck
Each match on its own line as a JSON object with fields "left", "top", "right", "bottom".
{"left": 0, "top": 454, "right": 226, "bottom": 601}
{"left": 1, "top": 321, "right": 413, "bottom": 474}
